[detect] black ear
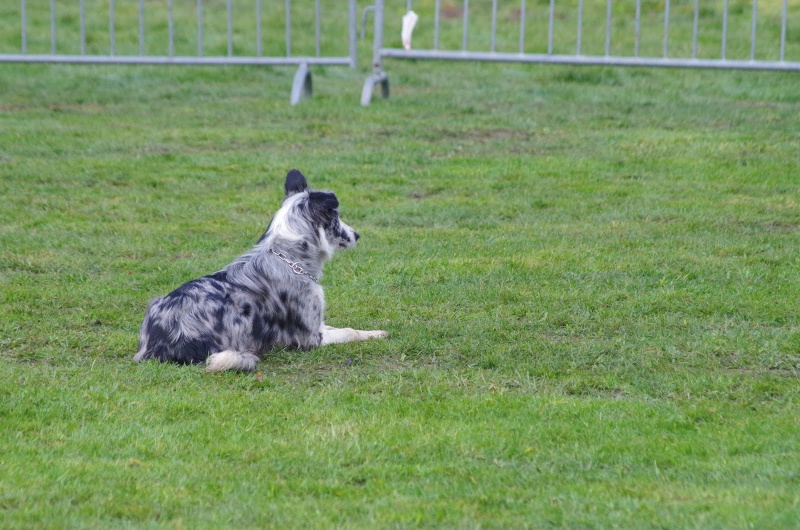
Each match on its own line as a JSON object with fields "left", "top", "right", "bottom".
{"left": 285, "top": 169, "right": 309, "bottom": 196}
{"left": 309, "top": 191, "right": 339, "bottom": 211}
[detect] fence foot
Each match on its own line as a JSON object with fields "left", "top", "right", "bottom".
{"left": 290, "top": 63, "right": 313, "bottom": 106}
{"left": 360, "top": 72, "right": 389, "bottom": 106}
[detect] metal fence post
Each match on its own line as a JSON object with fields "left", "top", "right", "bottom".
{"left": 349, "top": 0, "right": 358, "bottom": 68}
{"left": 361, "top": 0, "right": 389, "bottom": 106}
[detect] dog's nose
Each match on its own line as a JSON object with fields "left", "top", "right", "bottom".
{"left": 354, "top": 231, "right": 360, "bottom": 241}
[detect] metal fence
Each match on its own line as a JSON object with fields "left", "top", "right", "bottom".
{"left": 2, "top": 1, "right": 796, "bottom": 106}
{"left": 362, "top": 0, "right": 799, "bottom": 105}
{"left": 0, "top": 0, "right": 358, "bottom": 105}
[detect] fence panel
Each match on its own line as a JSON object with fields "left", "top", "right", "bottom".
{"left": 362, "top": 0, "right": 799, "bottom": 105}
{"left": 0, "top": 0, "right": 358, "bottom": 105}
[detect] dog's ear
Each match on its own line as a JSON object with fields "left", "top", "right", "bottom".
{"left": 285, "top": 169, "right": 309, "bottom": 196}
{"left": 308, "top": 191, "right": 339, "bottom": 211}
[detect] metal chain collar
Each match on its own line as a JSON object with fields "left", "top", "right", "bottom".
{"left": 269, "top": 248, "right": 319, "bottom": 283}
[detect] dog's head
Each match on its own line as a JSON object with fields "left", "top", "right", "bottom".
{"left": 264, "top": 169, "right": 359, "bottom": 259}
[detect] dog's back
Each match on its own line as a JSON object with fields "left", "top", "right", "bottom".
{"left": 134, "top": 268, "right": 323, "bottom": 366}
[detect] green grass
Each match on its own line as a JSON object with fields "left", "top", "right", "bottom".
{"left": 1, "top": 3, "right": 800, "bottom": 528}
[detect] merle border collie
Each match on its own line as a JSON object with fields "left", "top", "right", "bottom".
{"left": 134, "top": 169, "right": 387, "bottom": 371}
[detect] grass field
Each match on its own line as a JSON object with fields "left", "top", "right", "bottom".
{"left": 2, "top": 3, "right": 800, "bottom": 528}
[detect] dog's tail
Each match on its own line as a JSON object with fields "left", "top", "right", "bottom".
{"left": 205, "top": 350, "right": 260, "bottom": 372}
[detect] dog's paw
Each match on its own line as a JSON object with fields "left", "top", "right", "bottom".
{"left": 206, "top": 350, "right": 259, "bottom": 372}
{"left": 363, "top": 330, "right": 388, "bottom": 340}
{"left": 321, "top": 326, "right": 388, "bottom": 345}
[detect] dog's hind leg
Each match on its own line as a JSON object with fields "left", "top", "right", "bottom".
{"left": 320, "top": 325, "right": 388, "bottom": 345}
{"left": 205, "top": 350, "right": 260, "bottom": 372}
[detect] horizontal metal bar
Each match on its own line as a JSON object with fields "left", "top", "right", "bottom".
{"left": 378, "top": 48, "right": 800, "bottom": 71}
{"left": 0, "top": 54, "right": 352, "bottom": 66}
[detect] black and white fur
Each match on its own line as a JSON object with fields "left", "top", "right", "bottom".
{"left": 134, "top": 169, "right": 387, "bottom": 371}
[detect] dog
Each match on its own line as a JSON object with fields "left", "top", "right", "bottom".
{"left": 134, "top": 169, "right": 387, "bottom": 371}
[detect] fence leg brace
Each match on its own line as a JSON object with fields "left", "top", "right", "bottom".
{"left": 361, "top": 71, "right": 389, "bottom": 107}
{"left": 291, "top": 63, "right": 313, "bottom": 106}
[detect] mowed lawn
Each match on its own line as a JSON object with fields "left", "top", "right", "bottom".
{"left": 1, "top": 50, "right": 799, "bottom": 528}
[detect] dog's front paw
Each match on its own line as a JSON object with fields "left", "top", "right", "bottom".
{"left": 364, "top": 330, "right": 388, "bottom": 340}
{"left": 321, "top": 326, "right": 388, "bottom": 345}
